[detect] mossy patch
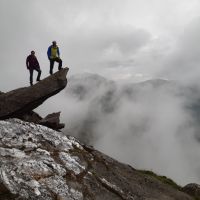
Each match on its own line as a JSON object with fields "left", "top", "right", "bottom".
{"left": 138, "top": 170, "right": 181, "bottom": 190}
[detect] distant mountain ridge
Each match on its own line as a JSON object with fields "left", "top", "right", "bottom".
{"left": 67, "top": 73, "right": 176, "bottom": 100}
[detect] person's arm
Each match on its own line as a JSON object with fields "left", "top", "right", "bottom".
{"left": 47, "top": 46, "right": 51, "bottom": 59}
{"left": 35, "top": 57, "right": 40, "bottom": 68}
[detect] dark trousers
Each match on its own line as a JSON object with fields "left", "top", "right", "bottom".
{"left": 29, "top": 68, "right": 41, "bottom": 85}
{"left": 49, "top": 57, "right": 62, "bottom": 75}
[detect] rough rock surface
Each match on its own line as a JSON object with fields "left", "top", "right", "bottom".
{"left": 0, "top": 119, "right": 193, "bottom": 200}
{"left": 0, "top": 68, "right": 68, "bottom": 120}
{"left": 40, "top": 112, "right": 65, "bottom": 130}
{"left": 182, "top": 183, "right": 200, "bottom": 198}
{"left": 20, "top": 111, "right": 64, "bottom": 131}
{"left": 20, "top": 111, "right": 42, "bottom": 124}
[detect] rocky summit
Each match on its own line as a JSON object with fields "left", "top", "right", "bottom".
{"left": 0, "top": 119, "right": 194, "bottom": 200}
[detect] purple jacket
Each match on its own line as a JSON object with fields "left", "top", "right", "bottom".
{"left": 26, "top": 55, "right": 40, "bottom": 70}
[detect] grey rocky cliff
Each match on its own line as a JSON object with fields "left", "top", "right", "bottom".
{"left": 0, "top": 68, "right": 68, "bottom": 120}
{"left": 0, "top": 119, "right": 194, "bottom": 200}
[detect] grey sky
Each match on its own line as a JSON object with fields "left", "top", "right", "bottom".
{"left": 1, "top": 0, "right": 200, "bottom": 90}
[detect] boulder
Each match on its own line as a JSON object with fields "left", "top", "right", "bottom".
{"left": 40, "top": 112, "right": 65, "bottom": 130}
{"left": 20, "top": 111, "right": 65, "bottom": 131}
{"left": 0, "top": 67, "right": 69, "bottom": 120}
{"left": 182, "top": 183, "right": 200, "bottom": 198}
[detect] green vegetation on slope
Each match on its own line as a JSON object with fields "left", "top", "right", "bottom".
{"left": 138, "top": 170, "right": 181, "bottom": 190}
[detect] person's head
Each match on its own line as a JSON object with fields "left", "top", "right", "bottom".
{"left": 52, "top": 41, "right": 57, "bottom": 47}
{"left": 31, "top": 51, "right": 35, "bottom": 55}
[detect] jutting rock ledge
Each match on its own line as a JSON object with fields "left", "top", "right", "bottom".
{"left": 0, "top": 67, "right": 69, "bottom": 129}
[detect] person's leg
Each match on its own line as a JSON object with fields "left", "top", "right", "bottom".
{"left": 58, "top": 58, "right": 62, "bottom": 70}
{"left": 29, "top": 69, "right": 33, "bottom": 86}
{"left": 35, "top": 68, "right": 41, "bottom": 81}
{"left": 54, "top": 57, "right": 62, "bottom": 70}
{"left": 50, "top": 59, "right": 55, "bottom": 75}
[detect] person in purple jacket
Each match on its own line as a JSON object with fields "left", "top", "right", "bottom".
{"left": 26, "top": 51, "right": 41, "bottom": 86}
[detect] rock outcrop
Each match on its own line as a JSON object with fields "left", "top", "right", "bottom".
{"left": 20, "top": 111, "right": 42, "bottom": 124}
{"left": 182, "top": 183, "right": 200, "bottom": 198}
{"left": 0, "top": 119, "right": 193, "bottom": 200}
{"left": 20, "top": 111, "right": 64, "bottom": 131}
{"left": 40, "top": 112, "right": 65, "bottom": 130}
{"left": 0, "top": 68, "right": 69, "bottom": 120}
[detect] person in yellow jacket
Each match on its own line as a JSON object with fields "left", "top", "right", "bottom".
{"left": 47, "top": 41, "right": 62, "bottom": 75}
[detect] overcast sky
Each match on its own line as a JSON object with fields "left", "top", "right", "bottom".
{"left": 1, "top": 0, "right": 200, "bottom": 91}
